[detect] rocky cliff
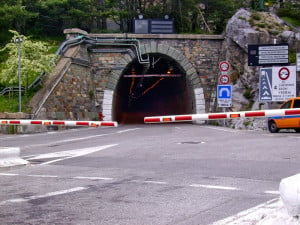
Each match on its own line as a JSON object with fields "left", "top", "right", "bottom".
{"left": 223, "top": 8, "right": 300, "bottom": 130}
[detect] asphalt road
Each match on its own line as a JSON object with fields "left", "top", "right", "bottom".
{"left": 0, "top": 123, "right": 299, "bottom": 225}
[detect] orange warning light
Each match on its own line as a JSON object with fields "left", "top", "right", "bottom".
{"left": 163, "top": 117, "right": 172, "bottom": 122}
{"left": 230, "top": 114, "right": 240, "bottom": 118}
{"left": 91, "top": 123, "right": 99, "bottom": 127}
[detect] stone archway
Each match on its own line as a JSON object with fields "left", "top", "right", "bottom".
{"left": 102, "top": 43, "right": 205, "bottom": 123}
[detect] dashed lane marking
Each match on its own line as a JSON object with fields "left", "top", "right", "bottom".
{"left": 0, "top": 186, "right": 88, "bottom": 206}
{"left": 27, "top": 174, "right": 59, "bottom": 178}
{"left": 143, "top": 180, "right": 168, "bottom": 185}
{"left": 0, "top": 173, "right": 18, "bottom": 176}
{"left": 264, "top": 190, "right": 280, "bottom": 195}
{"left": 73, "top": 176, "right": 113, "bottom": 181}
{"left": 190, "top": 184, "right": 239, "bottom": 191}
{"left": 0, "top": 173, "right": 279, "bottom": 197}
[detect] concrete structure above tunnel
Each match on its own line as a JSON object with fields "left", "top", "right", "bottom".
{"left": 30, "top": 29, "right": 224, "bottom": 124}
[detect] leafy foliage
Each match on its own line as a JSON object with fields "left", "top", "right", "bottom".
{"left": 0, "top": 30, "right": 56, "bottom": 88}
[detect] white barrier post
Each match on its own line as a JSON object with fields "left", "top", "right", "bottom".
{"left": 0, "top": 147, "right": 28, "bottom": 167}
{"left": 279, "top": 174, "right": 300, "bottom": 217}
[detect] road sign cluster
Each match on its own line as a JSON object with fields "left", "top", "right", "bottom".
{"left": 218, "top": 61, "right": 232, "bottom": 108}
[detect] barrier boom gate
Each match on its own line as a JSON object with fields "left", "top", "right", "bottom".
{"left": 144, "top": 108, "right": 300, "bottom": 123}
{"left": 0, "top": 119, "right": 118, "bottom": 127}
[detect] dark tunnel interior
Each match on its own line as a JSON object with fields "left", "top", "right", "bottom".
{"left": 113, "top": 53, "right": 194, "bottom": 124}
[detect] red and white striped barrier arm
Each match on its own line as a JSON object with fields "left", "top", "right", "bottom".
{"left": 144, "top": 108, "right": 300, "bottom": 123}
{"left": 0, "top": 119, "right": 118, "bottom": 127}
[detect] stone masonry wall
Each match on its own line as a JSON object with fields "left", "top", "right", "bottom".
{"left": 35, "top": 33, "right": 225, "bottom": 121}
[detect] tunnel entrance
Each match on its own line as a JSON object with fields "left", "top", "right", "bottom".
{"left": 113, "top": 53, "right": 194, "bottom": 124}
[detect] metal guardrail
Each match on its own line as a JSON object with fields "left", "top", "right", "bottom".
{"left": 0, "top": 86, "right": 25, "bottom": 96}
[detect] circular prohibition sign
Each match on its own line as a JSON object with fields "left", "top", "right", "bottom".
{"left": 219, "top": 61, "right": 230, "bottom": 72}
{"left": 219, "top": 74, "right": 231, "bottom": 85}
{"left": 278, "top": 67, "right": 290, "bottom": 80}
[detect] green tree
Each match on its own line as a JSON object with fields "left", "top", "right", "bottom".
{"left": 0, "top": 30, "right": 56, "bottom": 89}
{"left": 0, "top": 0, "right": 37, "bottom": 45}
{"left": 201, "top": 0, "right": 236, "bottom": 34}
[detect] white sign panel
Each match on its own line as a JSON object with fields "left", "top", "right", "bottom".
{"left": 297, "top": 53, "right": 300, "bottom": 72}
{"left": 259, "top": 66, "right": 296, "bottom": 102}
{"left": 217, "top": 85, "right": 232, "bottom": 107}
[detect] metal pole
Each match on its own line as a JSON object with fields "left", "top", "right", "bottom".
{"left": 14, "top": 37, "right": 23, "bottom": 112}
{"left": 260, "top": 0, "right": 265, "bottom": 11}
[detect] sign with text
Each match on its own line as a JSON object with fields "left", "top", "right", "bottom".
{"left": 217, "top": 85, "right": 232, "bottom": 107}
{"left": 248, "top": 44, "right": 289, "bottom": 66}
{"left": 259, "top": 66, "right": 296, "bottom": 102}
{"left": 297, "top": 53, "right": 300, "bottom": 71}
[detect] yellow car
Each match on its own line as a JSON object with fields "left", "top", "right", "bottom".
{"left": 268, "top": 97, "right": 300, "bottom": 133}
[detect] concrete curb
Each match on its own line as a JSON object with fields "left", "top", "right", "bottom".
{"left": 280, "top": 173, "right": 300, "bottom": 217}
{"left": 0, "top": 147, "right": 28, "bottom": 167}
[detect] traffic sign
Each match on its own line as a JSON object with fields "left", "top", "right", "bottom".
{"left": 217, "top": 85, "right": 232, "bottom": 107}
{"left": 248, "top": 44, "right": 289, "bottom": 66}
{"left": 219, "top": 61, "right": 230, "bottom": 72}
{"left": 297, "top": 53, "right": 300, "bottom": 71}
{"left": 259, "top": 66, "right": 296, "bottom": 102}
{"left": 278, "top": 67, "right": 290, "bottom": 80}
{"left": 219, "top": 74, "right": 230, "bottom": 85}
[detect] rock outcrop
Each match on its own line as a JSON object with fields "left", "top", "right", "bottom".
{"left": 223, "top": 8, "right": 300, "bottom": 130}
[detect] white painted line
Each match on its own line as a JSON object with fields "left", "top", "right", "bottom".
{"left": 264, "top": 190, "right": 280, "bottom": 195}
{"left": 0, "top": 173, "right": 19, "bottom": 176}
{"left": 210, "top": 198, "right": 281, "bottom": 225}
{"left": 74, "top": 176, "right": 113, "bottom": 181}
{"left": 25, "top": 144, "right": 118, "bottom": 165}
{"left": 0, "top": 187, "right": 88, "bottom": 205}
{"left": 23, "top": 128, "right": 140, "bottom": 149}
{"left": 205, "top": 126, "right": 238, "bottom": 133}
{"left": 117, "top": 128, "right": 141, "bottom": 133}
{"left": 190, "top": 184, "right": 239, "bottom": 191}
{"left": 143, "top": 181, "right": 168, "bottom": 185}
{"left": 27, "top": 175, "right": 59, "bottom": 178}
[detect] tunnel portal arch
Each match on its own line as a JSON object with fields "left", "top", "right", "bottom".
{"left": 103, "top": 43, "right": 205, "bottom": 124}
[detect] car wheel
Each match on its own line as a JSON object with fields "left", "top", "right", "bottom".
{"left": 268, "top": 121, "right": 279, "bottom": 133}
{"left": 295, "top": 129, "right": 300, "bottom": 133}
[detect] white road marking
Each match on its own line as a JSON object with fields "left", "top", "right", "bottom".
{"left": 0, "top": 173, "right": 19, "bottom": 176}
{"left": 74, "top": 176, "right": 113, "bottom": 181}
{"left": 205, "top": 126, "right": 238, "bottom": 133}
{"left": 0, "top": 187, "right": 88, "bottom": 205}
{"left": 117, "top": 128, "right": 141, "bottom": 133}
{"left": 210, "top": 198, "right": 281, "bottom": 225}
{"left": 190, "top": 184, "right": 239, "bottom": 191}
{"left": 27, "top": 175, "right": 59, "bottom": 178}
{"left": 264, "top": 190, "right": 280, "bottom": 195}
{"left": 26, "top": 144, "right": 118, "bottom": 165}
{"left": 143, "top": 181, "right": 168, "bottom": 185}
{"left": 22, "top": 128, "right": 140, "bottom": 149}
